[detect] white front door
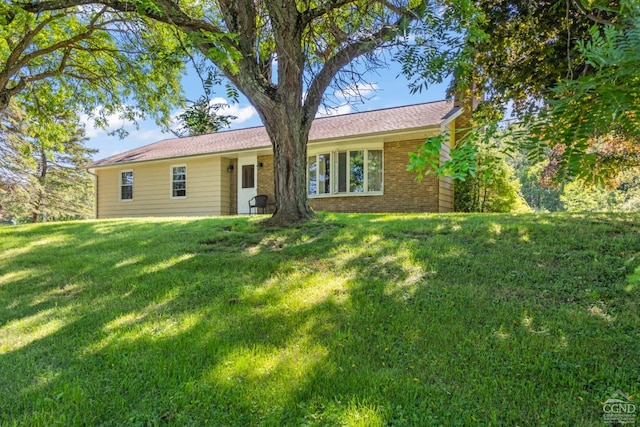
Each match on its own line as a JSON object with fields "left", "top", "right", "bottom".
{"left": 237, "top": 155, "right": 257, "bottom": 214}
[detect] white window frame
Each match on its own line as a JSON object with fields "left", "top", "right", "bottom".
{"left": 307, "top": 145, "right": 384, "bottom": 198}
{"left": 307, "top": 152, "right": 332, "bottom": 197}
{"left": 120, "top": 170, "right": 133, "bottom": 202}
{"left": 170, "top": 165, "right": 187, "bottom": 199}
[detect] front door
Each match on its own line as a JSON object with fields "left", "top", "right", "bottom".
{"left": 237, "top": 155, "right": 257, "bottom": 214}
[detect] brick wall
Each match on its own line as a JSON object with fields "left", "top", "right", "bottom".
{"left": 257, "top": 155, "right": 276, "bottom": 213}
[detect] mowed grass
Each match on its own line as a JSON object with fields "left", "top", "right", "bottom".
{"left": 0, "top": 212, "right": 639, "bottom": 426}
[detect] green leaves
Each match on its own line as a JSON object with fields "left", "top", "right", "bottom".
{"left": 0, "top": 99, "right": 96, "bottom": 222}
{"left": 407, "top": 125, "right": 501, "bottom": 182}
{"left": 519, "top": 5, "right": 640, "bottom": 185}
{"left": 175, "top": 98, "right": 237, "bottom": 137}
{"left": 408, "top": 132, "right": 480, "bottom": 182}
{"left": 1, "top": 5, "right": 186, "bottom": 130}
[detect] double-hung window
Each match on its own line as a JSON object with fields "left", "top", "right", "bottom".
{"left": 120, "top": 171, "right": 133, "bottom": 201}
{"left": 171, "top": 165, "right": 187, "bottom": 198}
{"left": 308, "top": 148, "right": 383, "bottom": 197}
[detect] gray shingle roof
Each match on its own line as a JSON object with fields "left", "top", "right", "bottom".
{"left": 90, "top": 100, "right": 456, "bottom": 167}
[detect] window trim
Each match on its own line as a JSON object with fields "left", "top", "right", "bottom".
{"left": 307, "top": 146, "right": 384, "bottom": 198}
{"left": 170, "top": 165, "right": 187, "bottom": 199}
{"left": 119, "top": 170, "right": 133, "bottom": 202}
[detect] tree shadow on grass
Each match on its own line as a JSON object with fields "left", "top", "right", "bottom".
{"left": 0, "top": 213, "right": 639, "bottom": 425}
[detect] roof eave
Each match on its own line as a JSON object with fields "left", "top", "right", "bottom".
{"left": 440, "top": 107, "right": 464, "bottom": 132}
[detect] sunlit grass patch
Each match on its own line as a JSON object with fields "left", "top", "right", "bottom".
{"left": 0, "top": 213, "right": 639, "bottom": 425}
{"left": 0, "top": 305, "right": 78, "bottom": 354}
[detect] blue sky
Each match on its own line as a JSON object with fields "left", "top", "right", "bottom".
{"left": 84, "top": 62, "right": 451, "bottom": 160}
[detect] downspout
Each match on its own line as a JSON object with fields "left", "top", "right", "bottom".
{"left": 87, "top": 168, "right": 98, "bottom": 219}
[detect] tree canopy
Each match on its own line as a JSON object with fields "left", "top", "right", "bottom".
{"left": 1, "top": 2, "right": 185, "bottom": 129}
{"left": 405, "top": 0, "right": 639, "bottom": 191}
{"left": 522, "top": 2, "right": 640, "bottom": 184}
{"left": 0, "top": 96, "right": 96, "bottom": 222}
{"left": 470, "top": 0, "right": 623, "bottom": 115}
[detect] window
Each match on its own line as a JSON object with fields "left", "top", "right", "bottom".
{"left": 241, "top": 164, "right": 255, "bottom": 189}
{"left": 171, "top": 166, "right": 186, "bottom": 198}
{"left": 307, "top": 153, "right": 331, "bottom": 195}
{"left": 308, "top": 148, "right": 383, "bottom": 197}
{"left": 348, "top": 150, "right": 364, "bottom": 193}
{"left": 120, "top": 171, "right": 133, "bottom": 201}
{"left": 367, "top": 150, "right": 383, "bottom": 192}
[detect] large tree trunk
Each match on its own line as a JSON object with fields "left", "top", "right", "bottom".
{"left": 245, "top": 1, "right": 315, "bottom": 226}
{"left": 259, "top": 105, "right": 315, "bottom": 225}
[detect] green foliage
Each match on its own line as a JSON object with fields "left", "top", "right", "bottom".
{"left": 469, "top": 0, "right": 620, "bottom": 116}
{"left": 0, "top": 5, "right": 185, "bottom": 129}
{"left": 395, "top": 0, "right": 485, "bottom": 95}
{"left": 453, "top": 144, "right": 528, "bottom": 213}
{"left": 408, "top": 124, "right": 527, "bottom": 212}
{"left": 0, "top": 98, "right": 96, "bottom": 222}
{"left": 407, "top": 133, "right": 478, "bottom": 181}
{"left": 516, "top": 162, "right": 565, "bottom": 212}
{"left": 174, "top": 69, "right": 238, "bottom": 136}
{"left": 521, "top": 3, "right": 640, "bottom": 184}
{"left": 175, "top": 98, "right": 235, "bottom": 136}
{"left": 404, "top": 0, "right": 638, "bottom": 193}
{"left": 561, "top": 181, "right": 621, "bottom": 212}
{"left": 505, "top": 133, "right": 640, "bottom": 212}
{"left": 560, "top": 167, "right": 640, "bottom": 212}
{"left": 1, "top": 213, "right": 639, "bottom": 424}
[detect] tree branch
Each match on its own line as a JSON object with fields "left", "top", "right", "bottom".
{"left": 19, "top": 0, "right": 230, "bottom": 38}
{"left": 304, "top": 1, "right": 423, "bottom": 121}
{"left": 571, "top": 0, "right": 615, "bottom": 26}
{"left": 300, "top": 0, "right": 357, "bottom": 25}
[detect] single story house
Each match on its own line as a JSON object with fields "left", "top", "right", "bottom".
{"left": 88, "top": 100, "right": 466, "bottom": 218}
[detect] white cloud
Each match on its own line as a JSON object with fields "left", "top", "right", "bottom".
{"left": 80, "top": 106, "right": 139, "bottom": 138}
{"left": 209, "top": 97, "right": 257, "bottom": 124}
{"left": 314, "top": 82, "right": 380, "bottom": 117}
{"left": 316, "top": 103, "right": 353, "bottom": 118}
{"left": 336, "top": 83, "right": 379, "bottom": 100}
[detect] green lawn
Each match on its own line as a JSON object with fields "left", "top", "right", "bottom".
{"left": 0, "top": 213, "right": 639, "bottom": 426}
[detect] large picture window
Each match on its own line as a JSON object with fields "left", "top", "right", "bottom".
{"left": 120, "top": 171, "right": 133, "bottom": 201}
{"left": 171, "top": 165, "right": 187, "bottom": 198}
{"left": 308, "top": 148, "right": 383, "bottom": 197}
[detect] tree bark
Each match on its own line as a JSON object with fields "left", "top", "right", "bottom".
{"left": 260, "top": 105, "right": 315, "bottom": 225}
